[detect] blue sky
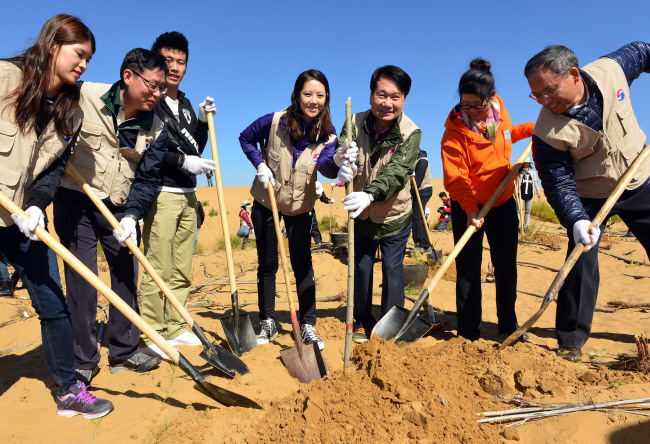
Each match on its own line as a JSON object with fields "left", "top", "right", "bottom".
{"left": 2, "top": 1, "right": 649, "bottom": 186}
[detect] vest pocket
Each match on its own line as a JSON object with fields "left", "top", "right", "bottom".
{"left": 0, "top": 164, "right": 23, "bottom": 203}
{"left": 0, "top": 120, "right": 18, "bottom": 154}
{"left": 76, "top": 122, "right": 104, "bottom": 152}
{"left": 615, "top": 101, "right": 635, "bottom": 138}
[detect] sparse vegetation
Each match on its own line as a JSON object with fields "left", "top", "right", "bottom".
{"left": 200, "top": 200, "right": 210, "bottom": 207}
{"left": 530, "top": 200, "right": 560, "bottom": 224}
{"left": 208, "top": 207, "right": 218, "bottom": 217}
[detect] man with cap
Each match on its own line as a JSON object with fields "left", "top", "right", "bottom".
{"left": 311, "top": 181, "right": 334, "bottom": 244}
{"left": 515, "top": 157, "right": 541, "bottom": 232}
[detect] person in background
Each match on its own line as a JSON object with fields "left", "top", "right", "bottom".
{"left": 238, "top": 200, "right": 253, "bottom": 249}
{"left": 239, "top": 69, "right": 341, "bottom": 350}
{"left": 193, "top": 200, "right": 205, "bottom": 254}
{"left": 441, "top": 58, "right": 534, "bottom": 341}
{"left": 525, "top": 42, "right": 650, "bottom": 360}
{"left": 0, "top": 255, "right": 13, "bottom": 296}
{"left": 138, "top": 31, "right": 215, "bottom": 358}
{"left": 515, "top": 157, "right": 541, "bottom": 232}
{"left": 1, "top": 14, "right": 113, "bottom": 418}
{"left": 311, "top": 181, "right": 334, "bottom": 244}
{"left": 411, "top": 149, "right": 432, "bottom": 250}
{"left": 339, "top": 65, "right": 421, "bottom": 343}
{"left": 437, "top": 192, "right": 451, "bottom": 231}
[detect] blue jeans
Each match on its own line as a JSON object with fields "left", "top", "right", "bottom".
{"left": 0, "top": 224, "right": 76, "bottom": 395}
{"left": 0, "top": 254, "right": 10, "bottom": 280}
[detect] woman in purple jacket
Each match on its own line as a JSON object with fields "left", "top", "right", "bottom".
{"left": 239, "top": 69, "right": 342, "bottom": 350}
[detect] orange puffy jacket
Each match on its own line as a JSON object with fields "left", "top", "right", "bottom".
{"left": 441, "top": 94, "right": 534, "bottom": 215}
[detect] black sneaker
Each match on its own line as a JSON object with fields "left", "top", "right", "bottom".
{"left": 109, "top": 352, "right": 160, "bottom": 374}
{"left": 56, "top": 382, "right": 114, "bottom": 419}
{"left": 257, "top": 319, "right": 278, "bottom": 345}
{"left": 301, "top": 324, "right": 324, "bottom": 350}
{"left": 0, "top": 280, "right": 13, "bottom": 297}
{"left": 75, "top": 367, "right": 100, "bottom": 384}
{"left": 353, "top": 326, "right": 368, "bottom": 343}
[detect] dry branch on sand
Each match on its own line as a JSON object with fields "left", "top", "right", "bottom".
{"left": 609, "top": 334, "right": 650, "bottom": 374}
{"left": 477, "top": 394, "right": 650, "bottom": 427}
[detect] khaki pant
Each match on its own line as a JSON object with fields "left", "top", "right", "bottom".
{"left": 139, "top": 191, "right": 197, "bottom": 345}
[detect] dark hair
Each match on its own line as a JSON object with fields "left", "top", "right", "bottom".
{"left": 524, "top": 45, "right": 579, "bottom": 78}
{"left": 439, "top": 192, "right": 447, "bottom": 198}
{"left": 458, "top": 58, "right": 495, "bottom": 101}
{"left": 120, "top": 48, "right": 168, "bottom": 85}
{"left": 151, "top": 31, "right": 189, "bottom": 61}
{"left": 283, "top": 69, "right": 333, "bottom": 143}
{"left": 370, "top": 65, "right": 411, "bottom": 96}
{"left": 5, "top": 14, "right": 95, "bottom": 135}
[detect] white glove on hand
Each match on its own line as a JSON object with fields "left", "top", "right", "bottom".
{"left": 337, "top": 160, "right": 358, "bottom": 183}
{"left": 329, "top": 198, "right": 335, "bottom": 204}
{"left": 11, "top": 206, "right": 45, "bottom": 241}
{"left": 198, "top": 96, "right": 216, "bottom": 122}
{"left": 256, "top": 163, "right": 276, "bottom": 189}
{"left": 573, "top": 219, "right": 600, "bottom": 252}
{"left": 113, "top": 216, "right": 137, "bottom": 247}
{"left": 182, "top": 156, "right": 217, "bottom": 175}
{"left": 334, "top": 140, "right": 358, "bottom": 167}
{"left": 343, "top": 191, "right": 372, "bottom": 219}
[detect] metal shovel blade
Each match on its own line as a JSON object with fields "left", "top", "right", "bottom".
{"left": 372, "top": 305, "right": 432, "bottom": 343}
{"left": 191, "top": 323, "right": 250, "bottom": 377}
{"left": 220, "top": 314, "right": 257, "bottom": 356}
{"left": 279, "top": 342, "right": 328, "bottom": 384}
{"left": 177, "top": 352, "right": 261, "bottom": 409}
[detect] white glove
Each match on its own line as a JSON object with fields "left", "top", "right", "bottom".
{"left": 113, "top": 216, "right": 137, "bottom": 247}
{"left": 251, "top": 229, "right": 255, "bottom": 236}
{"left": 334, "top": 140, "right": 358, "bottom": 167}
{"left": 182, "top": 156, "right": 217, "bottom": 175}
{"left": 329, "top": 198, "right": 335, "bottom": 204}
{"left": 337, "top": 160, "right": 358, "bottom": 183}
{"left": 11, "top": 206, "right": 45, "bottom": 241}
{"left": 256, "top": 163, "right": 276, "bottom": 189}
{"left": 198, "top": 96, "right": 216, "bottom": 122}
{"left": 343, "top": 191, "right": 372, "bottom": 219}
{"left": 573, "top": 219, "right": 600, "bottom": 252}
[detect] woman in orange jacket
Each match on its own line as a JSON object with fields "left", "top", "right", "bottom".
{"left": 441, "top": 58, "right": 534, "bottom": 341}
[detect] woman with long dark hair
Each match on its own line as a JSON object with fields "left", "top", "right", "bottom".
{"left": 0, "top": 14, "right": 113, "bottom": 418}
{"left": 441, "top": 58, "right": 534, "bottom": 341}
{"left": 239, "top": 69, "right": 345, "bottom": 349}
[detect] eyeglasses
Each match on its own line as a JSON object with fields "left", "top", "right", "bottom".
{"left": 459, "top": 101, "right": 488, "bottom": 110}
{"left": 529, "top": 75, "right": 567, "bottom": 101}
{"left": 133, "top": 71, "right": 167, "bottom": 94}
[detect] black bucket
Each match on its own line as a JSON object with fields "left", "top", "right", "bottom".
{"left": 330, "top": 232, "right": 348, "bottom": 248}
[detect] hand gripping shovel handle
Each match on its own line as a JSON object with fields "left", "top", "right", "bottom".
{"left": 206, "top": 113, "right": 239, "bottom": 314}
{"left": 343, "top": 97, "right": 356, "bottom": 369}
{"left": 395, "top": 141, "right": 533, "bottom": 339}
{"left": 499, "top": 142, "right": 650, "bottom": 349}
{"left": 267, "top": 185, "right": 304, "bottom": 357}
{"left": 65, "top": 165, "right": 248, "bottom": 377}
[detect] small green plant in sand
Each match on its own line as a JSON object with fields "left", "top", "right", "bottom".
{"left": 609, "top": 380, "right": 624, "bottom": 391}
{"left": 194, "top": 242, "right": 205, "bottom": 255}
{"left": 214, "top": 235, "right": 257, "bottom": 251}
{"left": 588, "top": 349, "right": 607, "bottom": 363}
{"left": 530, "top": 200, "right": 560, "bottom": 224}
{"left": 145, "top": 363, "right": 177, "bottom": 444}
{"left": 91, "top": 417, "right": 104, "bottom": 443}
{"left": 208, "top": 207, "right": 218, "bottom": 217}
{"left": 519, "top": 220, "right": 544, "bottom": 242}
{"left": 433, "top": 220, "right": 452, "bottom": 231}
{"left": 201, "top": 200, "right": 210, "bottom": 207}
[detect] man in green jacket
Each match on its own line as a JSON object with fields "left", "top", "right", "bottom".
{"left": 339, "top": 65, "right": 421, "bottom": 343}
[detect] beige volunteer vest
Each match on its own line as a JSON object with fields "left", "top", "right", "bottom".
{"left": 533, "top": 58, "right": 649, "bottom": 198}
{"left": 416, "top": 156, "right": 432, "bottom": 191}
{"left": 0, "top": 62, "right": 83, "bottom": 226}
{"left": 352, "top": 111, "right": 419, "bottom": 223}
{"left": 250, "top": 110, "right": 335, "bottom": 216}
{"left": 59, "top": 81, "right": 164, "bottom": 206}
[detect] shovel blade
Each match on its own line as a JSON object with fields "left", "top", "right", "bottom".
{"left": 177, "top": 352, "right": 261, "bottom": 409}
{"left": 200, "top": 343, "right": 250, "bottom": 378}
{"left": 279, "top": 342, "right": 328, "bottom": 383}
{"left": 372, "top": 305, "right": 432, "bottom": 344}
{"left": 220, "top": 313, "right": 257, "bottom": 356}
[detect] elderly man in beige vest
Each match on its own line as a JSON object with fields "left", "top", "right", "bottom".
{"left": 525, "top": 42, "right": 650, "bottom": 360}
{"left": 340, "top": 65, "right": 422, "bottom": 343}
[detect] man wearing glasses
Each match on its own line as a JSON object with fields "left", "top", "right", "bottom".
{"left": 136, "top": 32, "right": 215, "bottom": 358}
{"left": 525, "top": 42, "right": 650, "bottom": 360}
{"left": 51, "top": 48, "right": 169, "bottom": 382}
{"left": 338, "top": 65, "right": 422, "bottom": 343}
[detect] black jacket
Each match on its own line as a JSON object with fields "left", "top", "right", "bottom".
{"left": 154, "top": 91, "right": 208, "bottom": 188}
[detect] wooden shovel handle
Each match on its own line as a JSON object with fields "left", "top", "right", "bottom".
{"left": 343, "top": 97, "right": 355, "bottom": 369}
{"left": 0, "top": 190, "right": 180, "bottom": 363}
{"left": 206, "top": 113, "right": 238, "bottom": 296}
{"left": 65, "top": 164, "right": 196, "bottom": 330}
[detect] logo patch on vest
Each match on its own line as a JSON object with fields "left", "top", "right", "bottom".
{"left": 504, "top": 130, "right": 511, "bottom": 140}
{"left": 312, "top": 153, "right": 320, "bottom": 162}
{"left": 183, "top": 109, "right": 192, "bottom": 125}
{"left": 617, "top": 89, "right": 625, "bottom": 101}
{"left": 389, "top": 149, "right": 395, "bottom": 156}
{"left": 63, "top": 135, "right": 72, "bottom": 142}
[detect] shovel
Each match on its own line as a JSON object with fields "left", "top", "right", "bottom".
{"left": 0, "top": 191, "right": 261, "bottom": 409}
{"left": 499, "top": 142, "right": 650, "bottom": 349}
{"left": 343, "top": 97, "right": 356, "bottom": 369}
{"left": 410, "top": 175, "right": 438, "bottom": 325}
{"left": 267, "top": 185, "right": 328, "bottom": 382}
{"left": 373, "top": 141, "right": 533, "bottom": 344}
{"left": 65, "top": 165, "right": 249, "bottom": 378}
{"left": 206, "top": 113, "right": 257, "bottom": 356}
